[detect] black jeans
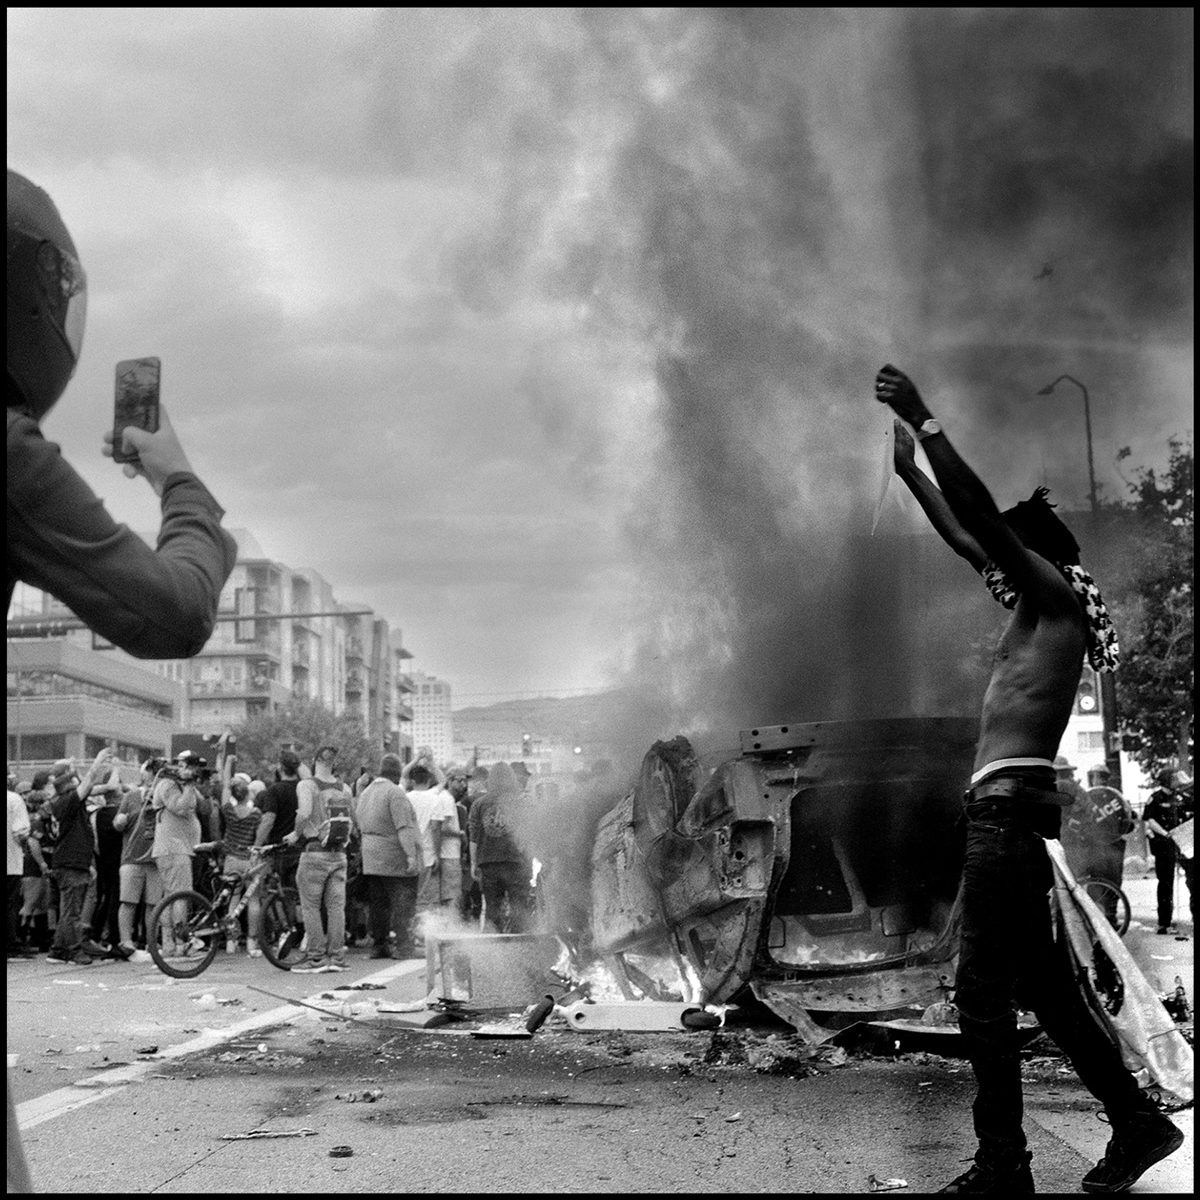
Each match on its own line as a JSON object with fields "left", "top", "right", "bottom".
{"left": 480, "top": 862, "right": 532, "bottom": 933}
{"left": 956, "top": 798, "right": 1148, "bottom": 1167}
{"left": 365, "top": 874, "right": 418, "bottom": 954}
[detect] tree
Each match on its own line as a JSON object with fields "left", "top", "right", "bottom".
{"left": 231, "top": 698, "right": 377, "bottom": 781}
{"left": 1109, "top": 437, "right": 1193, "bottom": 774}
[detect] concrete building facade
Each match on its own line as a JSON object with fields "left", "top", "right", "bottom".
{"left": 7, "top": 529, "right": 417, "bottom": 767}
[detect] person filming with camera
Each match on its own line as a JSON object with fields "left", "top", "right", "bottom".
{"left": 150, "top": 751, "right": 208, "bottom": 957}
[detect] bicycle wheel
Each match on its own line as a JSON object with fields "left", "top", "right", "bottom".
{"left": 258, "top": 890, "right": 305, "bottom": 970}
{"left": 148, "top": 889, "right": 222, "bottom": 978}
{"left": 1080, "top": 877, "right": 1132, "bottom": 936}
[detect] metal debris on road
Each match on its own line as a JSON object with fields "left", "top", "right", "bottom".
{"left": 867, "top": 1175, "right": 909, "bottom": 1191}
{"left": 335, "top": 1090, "right": 383, "bottom": 1104}
{"left": 219, "top": 1128, "right": 317, "bottom": 1141}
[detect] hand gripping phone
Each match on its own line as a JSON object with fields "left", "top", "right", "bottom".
{"left": 113, "top": 357, "right": 161, "bottom": 463}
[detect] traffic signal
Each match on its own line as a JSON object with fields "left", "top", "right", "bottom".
{"left": 1076, "top": 667, "right": 1099, "bottom": 715}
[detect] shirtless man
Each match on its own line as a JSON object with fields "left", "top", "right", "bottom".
{"left": 877, "top": 365, "right": 1182, "bottom": 1194}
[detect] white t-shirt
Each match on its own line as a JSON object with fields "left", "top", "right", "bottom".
{"left": 407, "top": 787, "right": 460, "bottom": 863}
{"left": 8, "top": 790, "right": 31, "bottom": 876}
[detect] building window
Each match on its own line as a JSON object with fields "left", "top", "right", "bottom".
{"left": 1077, "top": 731, "right": 1105, "bottom": 752}
{"left": 7, "top": 732, "right": 67, "bottom": 762}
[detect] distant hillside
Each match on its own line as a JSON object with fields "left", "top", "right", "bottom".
{"left": 452, "top": 690, "right": 636, "bottom": 749}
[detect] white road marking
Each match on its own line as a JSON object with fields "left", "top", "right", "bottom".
{"left": 16, "top": 959, "right": 426, "bottom": 1129}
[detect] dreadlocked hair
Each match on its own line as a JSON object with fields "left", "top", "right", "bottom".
{"left": 1001, "top": 486, "right": 1081, "bottom": 568}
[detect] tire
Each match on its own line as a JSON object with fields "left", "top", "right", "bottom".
{"left": 148, "top": 889, "right": 222, "bottom": 979}
{"left": 1080, "top": 877, "right": 1132, "bottom": 936}
{"left": 258, "top": 891, "right": 304, "bottom": 971}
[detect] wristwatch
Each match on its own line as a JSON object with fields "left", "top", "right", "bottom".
{"left": 915, "top": 418, "right": 942, "bottom": 441}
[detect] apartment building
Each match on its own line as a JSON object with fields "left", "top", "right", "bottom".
{"left": 410, "top": 670, "right": 454, "bottom": 765}
{"left": 7, "top": 529, "right": 416, "bottom": 763}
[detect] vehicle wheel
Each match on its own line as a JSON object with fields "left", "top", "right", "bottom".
{"left": 681, "top": 1008, "right": 721, "bottom": 1030}
{"left": 258, "top": 892, "right": 304, "bottom": 971}
{"left": 1080, "top": 878, "right": 1132, "bottom": 936}
{"left": 147, "top": 890, "right": 221, "bottom": 978}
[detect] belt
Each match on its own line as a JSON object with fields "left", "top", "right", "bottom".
{"left": 965, "top": 777, "right": 1071, "bottom": 807}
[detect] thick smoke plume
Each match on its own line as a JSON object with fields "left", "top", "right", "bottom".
{"left": 372, "top": 8, "right": 1191, "bottom": 769}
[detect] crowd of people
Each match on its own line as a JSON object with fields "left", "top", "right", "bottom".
{"left": 6, "top": 741, "right": 542, "bottom": 973}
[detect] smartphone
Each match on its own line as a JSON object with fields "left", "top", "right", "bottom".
{"left": 113, "top": 357, "right": 161, "bottom": 463}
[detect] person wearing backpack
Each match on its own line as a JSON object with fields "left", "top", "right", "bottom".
{"left": 285, "top": 745, "right": 354, "bottom": 973}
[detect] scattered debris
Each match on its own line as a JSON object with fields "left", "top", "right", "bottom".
{"left": 335, "top": 1090, "right": 383, "bottom": 1104}
{"left": 560, "top": 1000, "right": 717, "bottom": 1032}
{"left": 1162, "top": 978, "right": 1190, "bottom": 1024}
{"left": 135, "top": 1045, "right": 159, "bottom": 1055}
{"left": 724, "top": 1111, "right": 742, "bottom": 1123}
{"left": 331, "top": 981, "right": 386, "bottom": 991}
{"left": 472, "top": 1025, "right": 533, "bottom": 1040}
{"left": 867, "top": 1175, "right": 909, "bottom": 1192}
{"left": 219, "top": 1128, "right": 316, "bottom": 1141}
{"left": 328, "top": 1145, "right": 354, "bottom": 1158}
{"left": 216, "top": 997, "right": 243, "bottom": 1007}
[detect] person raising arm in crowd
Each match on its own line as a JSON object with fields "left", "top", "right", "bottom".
{"left": 879, "top": 365, "right": 1181, "bottom": 1194}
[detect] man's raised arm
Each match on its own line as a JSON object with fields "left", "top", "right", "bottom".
{"left": 892, "top": 419, "right": 987, "bottom": 570}
{"left": 875, "top": 365, "right": 1069, "bottom": 606}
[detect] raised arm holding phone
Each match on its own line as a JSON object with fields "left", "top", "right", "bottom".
{"left": 7, "top": 168, "right": 239, "bottom": 1193}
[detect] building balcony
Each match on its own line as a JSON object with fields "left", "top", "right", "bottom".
{"left": 189, "top": 677, "right": 290, "bottom": 703}
{"left": 395, "top": 702, "right": 413, "bottom": 723}
{"left": 291, "top": 644, "right": 311, "bottom": 669}
{"left": 395, "top": 672, "right": 415, "bottom": 693}
{"left": 345, "top": 671, "right": 365, "bottom": 694}
{"left": 346, "top": 636, "right": 365, "bottom": 662}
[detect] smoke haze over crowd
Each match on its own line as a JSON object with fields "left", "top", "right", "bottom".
{"left": 8, "top": 9, "right": 1191, "bottom": 743}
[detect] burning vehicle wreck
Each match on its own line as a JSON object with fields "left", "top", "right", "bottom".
{"left": 585, "top": 717, "right": 979, "bottom": 1040}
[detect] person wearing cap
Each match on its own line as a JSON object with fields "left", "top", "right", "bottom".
{"left": 18, "top": 778, "right": 52, "bottom": 953}
{"left": 1143, "top": 768, "right": 1195, "bottom": 935}
{"left": 150, "top": 752, "right": 206, "bottom": 954}
{"left": 45, "top": 749, "right": 114, "bottom": 966}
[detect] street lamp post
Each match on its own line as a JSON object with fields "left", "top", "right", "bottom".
{"left": 1036, "top": 373, "right": 1121, "bottom": 787}
{"left": 1036, "top": 374, "right": 1098, "bottom": 515}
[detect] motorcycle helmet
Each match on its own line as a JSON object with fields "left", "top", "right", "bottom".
{"left": 8, "top": 168, "right": 87, "bottom": 420}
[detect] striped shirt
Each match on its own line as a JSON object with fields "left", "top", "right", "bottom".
{"left": 223, "top": 807, "right": 262, "bottom": 857}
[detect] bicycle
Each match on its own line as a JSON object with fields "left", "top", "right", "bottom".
{"left": 147, "top": 844, "right": 304, "bottom": 979}
{"left": 1078, "top": 875, "right": 1132, "bottom": 937}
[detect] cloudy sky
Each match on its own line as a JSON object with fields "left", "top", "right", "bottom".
{"left": 8, "top": 8, "right": 1192, "bottom": 728}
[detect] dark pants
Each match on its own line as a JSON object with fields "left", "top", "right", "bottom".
{"left": 480, "top": 861, "right": 532, "bottom": 933}
{"left": 1150, "top": 839, "right": 1194, "bottom": 928}
{"left": 955, "top": 798, "right": 1149, "bottom": 1168}
{"left": 365, "top": 874, "right": 418, "bottom": 955}
{"left": 50, "top": 867, "right": 91, "bottom": 957}
{"left": 7, "top": 876, "right": 22, "bottom": 951}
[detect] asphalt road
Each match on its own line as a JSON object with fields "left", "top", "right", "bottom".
{"left": 7, "top": 871, "right": 1193, "bottom": 1193}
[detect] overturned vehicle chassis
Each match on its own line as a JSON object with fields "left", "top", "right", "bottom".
{"left": 589, "top": 718, "right": 978, "bottom": 1037}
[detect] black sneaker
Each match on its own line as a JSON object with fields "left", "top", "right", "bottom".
{"left": 1081, "top": 1111, "right": 1184, "bottom": 1192}
{"left": 70, "top": 952, "right": 95, "bottom": 966}
{"left": 940, "top": 1153, "right": 1035, "bottom": 1193}
{"left": 46, "top": 950, "right": 71, "bottom": 964}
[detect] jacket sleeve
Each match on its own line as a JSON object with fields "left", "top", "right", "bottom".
{"left": 7, "top": 412, "right": 238, "bottom": 659}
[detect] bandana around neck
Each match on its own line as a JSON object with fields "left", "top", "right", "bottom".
{"left": 981, "top": 560, "right": 1120, "bottom": 673}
